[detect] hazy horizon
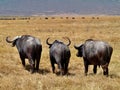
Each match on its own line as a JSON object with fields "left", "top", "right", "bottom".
{"left": 0, "top": 0, "right": 120, "bottom": 16}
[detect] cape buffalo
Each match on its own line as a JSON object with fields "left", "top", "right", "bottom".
{"left": 46, "top": 37, "right": 71, "bottom": 75}
{"left": 6, "top": 35, "right": 42, "bottom": 73}
{"left": 74, "top": 39, "right": 113, "bottom": 76}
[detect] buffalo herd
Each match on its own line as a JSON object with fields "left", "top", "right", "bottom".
{"left": 6, "top": 35, "right": 113, "bottom": 76}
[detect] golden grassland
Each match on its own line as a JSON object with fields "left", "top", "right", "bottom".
{"left": 0, "top": 16, "right": 120, "bottom": 90}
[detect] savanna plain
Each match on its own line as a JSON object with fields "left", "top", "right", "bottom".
{"left": 0, "top": 16, "right": 120, "bottom": 90}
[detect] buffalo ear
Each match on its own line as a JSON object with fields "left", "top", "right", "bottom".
{"left": 49, "top": 44, "right": 52, "bottom": 48}
{"left": 12, "top": 39, "right": 18, "bottom": 47}
{"left": 12, "top": 36, "right": 21, "bottom": 47}
{"left": 6, "top": 36, "right": 21, "bottom": 47}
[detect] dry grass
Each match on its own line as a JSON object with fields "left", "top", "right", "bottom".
{"left": 0, "top": 16, "right": 120, "bottom": 90}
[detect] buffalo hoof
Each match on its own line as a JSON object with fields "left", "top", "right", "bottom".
{"left": 84, "top": 73, "right": 87, "bottom": 76}
{"left": 30, "top": 69, "right": 35, "bottom": 74}
{"left": 103, "top": 72, "right": 109, "bottom": 77}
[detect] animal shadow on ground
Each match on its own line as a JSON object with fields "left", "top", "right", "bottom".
{"left": 25, "top": 65, "right": 50, "bottom": 75}
{"left": 38, "top": 69, "right": 50, "bottom": 75}
{"left": 109, "top": 74, "right": 120, "bottom": 79}
{"left": 56, "top": 71, "right": 76, "bottom": 76}
{"left": 88, "top": 72, "right": 120, "bottom": 78}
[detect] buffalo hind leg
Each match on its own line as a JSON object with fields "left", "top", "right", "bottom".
{"left": 101, "top": 63, "right": 109, "bottom": 76}
{"left": 50, "top": 57, "right": 55, "bottom": 73}
{"left": 58, "top": 63, "right": 64, "bottom": 75}
{"left": 84, "top": 64, "right": 88, "bottom": 76}
{"left": 36, "top": 59, "right": 40, "bottom": 72}
{"left": 102, "top": 67, "right": 109, "bottom": 76}
{"left": 64, "top": 61, "right": 69, "bottom": 75}
{"left": 36, "top": 46, "right": 42, "bottom": 72}
{"left": 84, "top": 60, "right": 88, "bottom": 76}
{"left": 93, "top": 65, "right": 97, "bottom": 74}
{"left": 36, "top": 53, "right": 41, "bottom": 72}
{"left": 21, "top": 59, "right": 25, "bottom": 67}
{"left": 51, "top": 61, "right": 55, "bottom": 73}
{"left": 20, "top": 55, "right": 25, "bottom": 68}
{"left": 83, "top": 58, "right": 89, "bottom": 76}
{"left": 28, "top": 58, "right": 35, "bottom": 73}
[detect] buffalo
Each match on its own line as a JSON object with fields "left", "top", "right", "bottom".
{"left": 6, "top": 35, "right": 42, "bottom": 73}
{"left": 46, "top": 37, "right": 71, "bottom": 75}
{"left": 74, "top": 39, "right": 113, "bottom": 76}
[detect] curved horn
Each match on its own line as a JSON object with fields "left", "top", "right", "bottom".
{"left": 46, "top": 38, "right": 52, "bottom": 46}
{"left": 6, "top": 36, "right": 21, "bottom": 43}
{"left": 74, "top": 45, "right": 80, "bottom": 49}
{"left": 6, "top": 36, "right": 14, "bottom": 43}
{"left": 63, "top": 37, "right": 71, "bottom": 46}
{"left": 74, "top": 44, "right": 83, "bottom": 49}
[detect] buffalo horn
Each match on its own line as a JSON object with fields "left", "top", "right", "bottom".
{"left": 63, "top": 37, "right": 71, "bottom": 46}
{"left": 6, "top": 36, "right": 13, "bottom": 43}
{"left": 74, "top": 45, "right": 80, "bottom": 49}
{"left": 67, "top": 37, "right": 71, "bottom": 46}
{"left": 6, "top": 36, "right": 21, "bottom": 43}
{"left": 46, "top": 38, "right": 52, "bottom": 46}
